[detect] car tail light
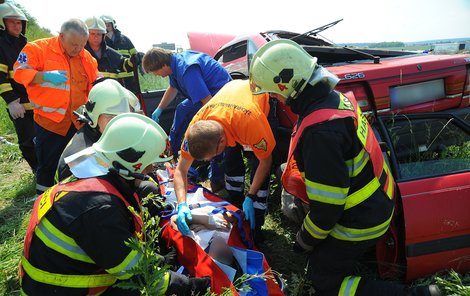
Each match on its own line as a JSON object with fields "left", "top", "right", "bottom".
{"left": 460, "top": 67, "right": 470, "bottom": 108}
{"left": 336, "top": 83, "right": 372, "bottom": 112}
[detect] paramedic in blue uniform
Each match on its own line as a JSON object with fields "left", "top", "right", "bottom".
{"left": 142, "top": 47, "right": 231, "bottom": 192}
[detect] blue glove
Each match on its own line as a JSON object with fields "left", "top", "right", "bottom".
{"left": 176, "top": 203, "right": 192, "bottom": 236}
{"left": 243, "top": 196, "right": 255, "bottom": 229}
{"left": 152, "top": 107, "right": 163, "bottom": 123}
{"left": 43, "top": 70, "right": 68, "bottom": 85}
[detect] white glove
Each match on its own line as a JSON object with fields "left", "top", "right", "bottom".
{"left": 8, "top": 99, "right": 25, "bottom": 119}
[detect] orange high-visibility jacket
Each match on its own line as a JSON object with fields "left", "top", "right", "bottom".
{"left": 13, "top": 36, "right": 98, "bottom": 123}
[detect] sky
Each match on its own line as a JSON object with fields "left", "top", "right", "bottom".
{"left": 11, "top": 0, "right": 470, "bottom": 52}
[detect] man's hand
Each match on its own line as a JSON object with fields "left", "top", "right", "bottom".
{"left": 43, "top": 70, "right": 68, "bottom": 85}
{"left": 130, "top": 52, "right": 144, "bottom": 67}
{"left": 8, "top": 99, "right": 25, "bottom": 119}
{"left": 243, "top": 196, "right": 256, "bottom": 229}
{"left": 151, "top": 107, "right": 163, "bottom": 123}
{"left": 176, "top": 203, "right": 192, "bottom": 236}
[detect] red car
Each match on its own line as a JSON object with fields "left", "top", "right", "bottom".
{"left": 186, "top": 22, "right": 470, "bottom": 282}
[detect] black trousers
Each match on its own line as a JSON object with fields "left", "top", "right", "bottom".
{"left": 306, "top": 237, "right": 408, "bottom": 296}
{"left": 8, "top": 110, "right": 37, "bottom": 172}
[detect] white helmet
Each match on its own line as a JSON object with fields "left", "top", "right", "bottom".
{"left": 85, "top": 79, "right": 131, "bottom": 128}
{"left": 100, "top": 15, "right": 116, "bottom": 30}
{"left": 0, "top": 3, "right": 27, "bottom": 34}
{"left": 93, "top": 113, "right": 172, "bottom": 179}
{"left": 85, "top": 16, "right": 106, "bottom": 34}
{"left": 250, "top": 39, "right": 339, "bottom": 104}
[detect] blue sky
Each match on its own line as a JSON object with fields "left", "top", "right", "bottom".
{"left": 12, "top": 0, "right": 470, "bottom": 52}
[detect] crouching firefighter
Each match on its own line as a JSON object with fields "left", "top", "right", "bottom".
{"left": 249, "top": 39, "right": 441, "bottom": 296}
{"left": 19, "top": 113, "right": 210, "bottom": 296}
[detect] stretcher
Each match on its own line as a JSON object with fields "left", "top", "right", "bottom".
{"left": 156, "top": 167, "right": 284, "bottom": 295}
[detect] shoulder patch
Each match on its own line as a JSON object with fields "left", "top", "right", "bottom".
{"left": 253, "top": 138, "right": 267, "bottom": 151}
{"left": 17, "top": 52, "right": 28, "bottom": 64}
{"left": 182, "top": 139, "right": 189, "bottom": 152}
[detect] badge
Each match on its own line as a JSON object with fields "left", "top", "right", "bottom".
{"left": 253, "top": 138, "right": 267, "bottom": 151}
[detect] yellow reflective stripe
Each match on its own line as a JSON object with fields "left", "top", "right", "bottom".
{"left": 305, "top": 179, "right": 348, "bottom": 205}
{"left": 35, "top": 218, "right": 94, "bottom": 263}
{"left": 99, "top": 71, "right": 118, "bottom": 78}
{"left": 0, "top": 63, "right": 7, "bottom": 73}
{"left": 344, "top": 177, "right": 380, "bottom": 210}
{"left": 156, "top": 272, "right": 170, "bottom": 296}
{"left": 22, "top": 102, "right": 34, "bottom": 110}
{"left": 345, "top": 148, "right": 370, "bottom": 177}
{"left": 106, "top": 250, "right": 142, "bottom": 279}
{"left": 117, "top": 72, "right": 133, "bottom": 78}
{"left": 331, "top": 211, "right": 393, "bottom": 241}
{"left": 339, "top": 276, "right": 361, "bottom": 296}
{"left": 0, "top": 82, "right": 13, "bottom": 94}
{"left": 303, "top": 214, "right": 330, "bottom": 240}
{"left": 21, "top": 256, "right": 117, "bottom": 288}
{"left": 383, "top": 162, "right": 394, "bottom": 199}
{"left": 117, "top": 49, "right": 131, "bottom": 56}
{"left": 9, "top": 70, "right": 15, "bottom": 78}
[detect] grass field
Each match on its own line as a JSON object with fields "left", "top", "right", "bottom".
{"left": 1, "top": 99, "right": 470, "bottom": 295}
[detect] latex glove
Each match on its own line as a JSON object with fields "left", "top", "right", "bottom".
{"left": 151, "top": 107, "right": 163, "bottom": 123}
{"left": 176, "top": 203, "right": 192, "bottom": 236}
{"left": 208, "top": 214, "right": 228, "bottom": 229}
{"left": 243, "top": 196, "right": 255, "bottom": 229}
{"left": 8, "top": 99, "right": 26, "bottom": 119}
{"left": 43, "top": 70, "right": 68, "bottom": 85}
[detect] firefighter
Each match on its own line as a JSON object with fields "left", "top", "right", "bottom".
{"left": 173, "top": 80, "right": 276, "bottom": 243}
{"left": 142, "top": 47, "right": 231, "bottom": 192}
{"left": 0, "top": 3, "right": 37, "bottom": 172}
{"left": 249, "top": 39, "right": 441, "bottom": 296}
{"left": 13, "top": 19, "right": 98, "bottom": 195}
{"left": 84, "top": 16, "right": 141, "bottom": 91}
{"left": 20, "top": 113, "right": 211, "bottom": 295}
{"left": 100, "top": 15, "right": 140, "bottom": 94}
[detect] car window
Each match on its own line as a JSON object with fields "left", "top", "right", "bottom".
{"left": 217, "top": 42, "right": 247, "bottom": 64}
{"left": 384, "top": 116, "right": 470, "bottom": 180}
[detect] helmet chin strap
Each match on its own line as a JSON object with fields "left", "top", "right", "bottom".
{"left": 110, "top": 161, "right": 147, "bottom": 180}
{"left": 285, "top": 78, "right": 306, "bottom": 105}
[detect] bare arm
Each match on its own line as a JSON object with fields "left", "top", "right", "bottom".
{"left": 157, "top": 86, "right": 178, "bottom": 109}
{"left": 247, "top": 155, "right": 272, "bottom": 195}
{"left": 174, "top": 156, "right": 193, "bottom": 204}
{"left": 31, "top": 72, "right": 46, "bottom": 84}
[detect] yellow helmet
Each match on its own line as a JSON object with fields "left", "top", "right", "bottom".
{"left": 0, "top": 3, "right": 27, "bottom": 33}
{"left": 85, "top": 16, "right": 106, "bottom": 34}
{"left": 93, "top": 113, "right": 172, "bottom": 179}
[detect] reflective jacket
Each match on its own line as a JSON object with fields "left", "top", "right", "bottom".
{"left": 283, "top": 88, "right": 395, "bottom": 247}
{"left": 19, "top": 176, "right": 170, "bottom": 295}
{"left": 0, "top": 30, "right": 31, "bottom": 109}
{"left": 13, "top": 36, "right": 98, "bottom": 123}
{"left": 104, "top": 29, "right": 136, "bottom": 58}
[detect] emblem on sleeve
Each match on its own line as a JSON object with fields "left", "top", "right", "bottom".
{"left": 254, "top": 138, "right": 267, "bottom": 151}
{"left": 18, "top": 52, "right": 28, "bottom": 64}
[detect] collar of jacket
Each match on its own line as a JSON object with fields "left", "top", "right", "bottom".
{"left": 290, "top": 81, "right": 334, "bottom": 117}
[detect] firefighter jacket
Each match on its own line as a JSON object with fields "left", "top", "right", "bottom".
{"left": 283, "top": 83, "right": 395, "bottom": 248}
{"left": 85, "top": 40, "right": 134, "bottom": 86}
{"left": 104, "top": 29, "right": 136, "bottom": 58}
{"left": 169, "top": 50, "right": 231, "bottom": 103}
{"left": 0, "top": 30, "right": 31, "bottom": 109}
{"left": 13, "top": 36, "right": 98, "bottom": 124}
{"left": 19, "top": 174, "right": 172, "bottom": 296}
{"left": 56, "top": 124, "right": 101, "bottom": 182}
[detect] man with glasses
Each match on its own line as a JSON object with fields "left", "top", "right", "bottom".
{"left": 173, "top": 80, "right": 277, "bottom": 243}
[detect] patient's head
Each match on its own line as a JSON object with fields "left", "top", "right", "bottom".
{"left": 208, "top": 236, "right": 233, "bottom": 265}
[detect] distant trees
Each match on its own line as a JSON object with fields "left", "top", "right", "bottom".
{"left": 370, "top": 41, "right": 406, "bottom": 48}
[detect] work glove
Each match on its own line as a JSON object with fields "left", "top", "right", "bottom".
{"left": 167, "top": 273, "right": 210, "bottom": 296}
{"left": 8, "top": 99, "right": 26, "bottom": 119}
{"left": 176, "top": 203, "right": 192, "bottom": 236}
{"left": 293, "top": 231, "right": 314, "bottom": 254}
{"left": 160, "top": 246, "right": 178, "bottom": 267}
{"left": 188, "top": 276, "right": 211, "bottom": 295}
{"left": 243, "top": 196, "right": 256, "bottom": 229}
{"left": 43, "top": 70, "right": 68, "bottom": 85}
{"left": 130, "top": 51, "right": 144, "bottom": 67}
{"left": 151, "top": 107, "right": 163, "bottom": 123}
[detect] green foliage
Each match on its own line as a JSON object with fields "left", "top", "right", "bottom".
{"left": 139, "top": 73, "right": 169, "bottom": 92}
{"left": 14, "top": 3, "right": 53, "bottom": 41}
{"left": 369, "top": 41, "right": 406, "bottom": 48}
{"left": 435, "top": 270, "right": 470, "bottom": 296}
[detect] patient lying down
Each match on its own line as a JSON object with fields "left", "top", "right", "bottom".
{"left": 170, "top": 206, "right": 237, "bottom": 232}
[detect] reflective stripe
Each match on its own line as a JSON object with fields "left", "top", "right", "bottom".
{"left": 305, "top": 179, "right": 348, "bottom": 205}
{"left": 0, "top": 63, "right": 7, "bottom": 73}
{"left": 15, "top": 63, "right": 33, "bottom": 70}
{"left": 331, "top": 211, "right": 393, "bottom": 241}
{"left": 21, "top": 256, "right": 117, "bottom": 288}
{"left": 22, "top": 103, "right": 34, "bottom": 111}
{"left": 383, "top": 162, "right": 394, "bottom": 199}
{"left": 99, "top": 71, "right": 118, "bottom": 78}
{"left": 30, "top": 101, "right": 66, "bottom": 115}
{"left": 339, "top": 276, "right": 361, "bottom": 296}
{"left": 225, "top": 175, "right": 244, "bottom": 182}
{"left": 256, "top": 189, "right": 269, "bottom": 198}
{"left": 36, "top": 183, "right": 50, "bottom": 192}
{"left": 40, "top": 81, "right": 70, "bottom": 91}
{"left": 35, "top": 218, "right": 94, "bottom": 263}
{"left": 117, "top": 49, "right": 131, "bottom": 56}
{"left": 225, "top": 183, "right": 243, "bottom": 192}
{"left": 344, "top": 177, "right": 380, "bottom": 210}
{"left": 106, "top": 250, "right": 142, "bottom": 279}
{"left": 345, "top": 148, "right": 370, "bottom": 177}
{"left": 9, "top": 70, "right": 14, "bottom": 78}
{"left": 253, "top": 201, "right": 267, "bottom": 210}
{"left": 156, "top": 272, "right": 170, "bottom": 296}
{"left": 303, "top": 215, "right": 330, "bottom": 240}
{"left": 117, "top": 72, "right": 133, "bottom": 78}
{"left": 0, "top": 83, "right": 13, "bottom": 94}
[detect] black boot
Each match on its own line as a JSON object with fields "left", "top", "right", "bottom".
{"left": 407, "top": 284, "right": 441, "bottom": 296}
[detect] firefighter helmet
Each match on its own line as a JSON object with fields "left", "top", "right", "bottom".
{"left": 93, "top": 113, "right": 172, "bottom": 179}
{"left": 85, "top": 79, "right": 131, "bottom": 128}
{"left": 85, "top": 16, "right": 106, "bottom": 34}
{"left": 100, "top": 15, "right": 116, "bottom": 30}
{"left": 0, "top": 3, "right": 27, "bottom": 34}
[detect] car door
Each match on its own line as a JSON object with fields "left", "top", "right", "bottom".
{"left": 379, "top": 109, "right": 470, "bottom": 281}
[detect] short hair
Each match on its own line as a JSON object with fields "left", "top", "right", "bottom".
{"left": 187, "top": 120, "right": 221, "bottom": 160}
{"left": 60, "top": 18, "right": 89, "bottom": 37}
{"left": 142, "top": 47, "right": 172, "bottom": 73}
